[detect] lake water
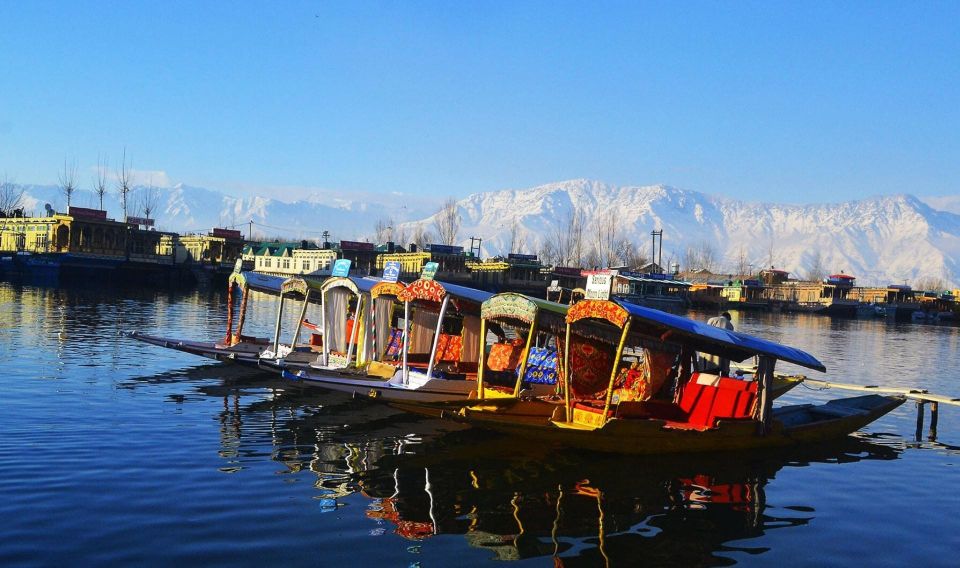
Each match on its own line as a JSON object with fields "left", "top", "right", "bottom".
{"left": 1, "top": 280, "right": 958, "bottom": 567}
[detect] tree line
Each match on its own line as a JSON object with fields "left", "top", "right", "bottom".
{"left": 1, "top": 148, "right": 161, "bottom": 223}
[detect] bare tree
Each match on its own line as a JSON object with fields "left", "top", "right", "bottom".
{"left": 393, "top": 224, "right": 409, "bottom": 249}
{"left": 93, "top": 153, "right": 108, "bottom": 210}
{"left": 117, "top": 147, "right": 134, "bottom": 220}
{"left": 538, "top": 237, "right": 558, "bottom": 266}
{"left": 507, "top": 218, "right": 526, "bottom": 254}
{"left": 374, "top": 217, "right": 393, "bottom": 244}
{"left": 411, "top": 224, "right": 433, "bottom": 250}
{"left": 805, "top": 250, "right": 826, "bottom": 282}
{"left": 583, "top": 245, "right": 602, "bottom": 269}
{"left": 58, "top": 157, "right": 78, "bottom": 209}
{"left": 0, "top": 173, "right": 25, "bottom": 216}
{"left": 682, "top": 240, "right": 718, "bottom": 272}
{"left": 734, "top": 245, "right": 750, "bottom": 277}
{"left": 569, "top": 207, "right": 587, "bottom": 267}
{"left": 914, "top": 275, "right": 946, "bottom": 292}
{"left": 433, "top": 198, "right": 461, "bottom": 245}
{"left": 138, "top": 179, "right": 160, "bottom": 222}
{"left": 594, "top": 209, "right": 628, "bottom": 267}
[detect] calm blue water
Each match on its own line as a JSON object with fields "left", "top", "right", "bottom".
{"left": 1, "top": 281, "right": 958, "bottom": 567}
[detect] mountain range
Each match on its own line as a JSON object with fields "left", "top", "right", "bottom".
{"left": 13, "top": 179, "right": 960, "bottom": 287}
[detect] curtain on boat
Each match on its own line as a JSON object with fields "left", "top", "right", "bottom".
{"left": 373, "top": 296, "right": 394, "bottom": 359}
{"left": 325, "top": 288, "right": 350, "bottom": 353}
{"left": 410, "top": 308, "right": 439, "bottom": 354}
{"left": 460, "top": 315, "right": 481, "bottom": 364}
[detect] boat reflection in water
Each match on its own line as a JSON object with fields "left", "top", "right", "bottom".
{"left": 352, "top": 432, "right": 898, "bottom": 565}
{"left": 118, "top": 368, "right": 901, "bottom": 566}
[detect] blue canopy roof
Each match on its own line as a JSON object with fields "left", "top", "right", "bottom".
{"left": 436, "top": 280, "right": 495, "bottom": 305}
{"left": 230, "top": 271, "right": 285, "bottom": 295}
{"left": 614, "top": 299, "right": 826, "bottom": 372}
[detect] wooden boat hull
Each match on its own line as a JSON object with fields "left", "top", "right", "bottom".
{"left": 391, "top": 375, "right": 804, "bottom": 421}
{"left": 276, "top": 366, "right": 479, "bottom": 403}
{"left": 440, "top": 394, "right": 904, "bottom": 455}
{"left": 126, "top": 332, "right": 263, "bottom": 367}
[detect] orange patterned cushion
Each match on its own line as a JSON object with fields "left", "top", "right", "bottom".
{"left": 487, "top": 342, "right": 524, "bottom": 372}
{"left": 434, "top": 333, "right": 462, "bottom": 363}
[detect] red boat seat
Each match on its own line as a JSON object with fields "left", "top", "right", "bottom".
{"left": 678, "top": 373, "right": 758, "bottom": 428}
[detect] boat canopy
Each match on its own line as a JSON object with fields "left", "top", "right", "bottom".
{"left": 481, "top": 293, "right": 568, "bottom": 334}
{"left": 320, "top": 276, "right": 379, "bottom": 296}
{"left": 229, "top": 271, "right": 285, "bottom": 295}
{"left": 568, "top": 299, "right": 826, "bottom": 372}
{"left": 281, "top": 276, "right": 325, "bottom": 297}
{"left": 371, "top": 281, "right": 406, "bottom": 299}
{"left": 398, "top": 279, "right": 494, "bottom": 307}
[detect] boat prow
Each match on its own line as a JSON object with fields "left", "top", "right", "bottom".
{"left": 125, "top": 331, "right": 265, "bottom": 366}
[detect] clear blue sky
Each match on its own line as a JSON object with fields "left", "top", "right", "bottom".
{"left": 0, "top": 0, "right": 957, "bottom": 203}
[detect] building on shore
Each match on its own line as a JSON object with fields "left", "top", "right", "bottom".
{"left": 465, "top": 253, "right": 548, "bottom": 295}
{"left": 0, "top": 207, "right": 246, "bottom": 284}
{"left": 241, "top": 241, "right": 338, "bottom": 278}
{"left": 375, "top": 243, "right": 469, "bottom": 280}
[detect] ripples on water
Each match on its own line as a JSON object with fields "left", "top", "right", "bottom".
{"left": 1, "top": 281, "right": 958, "bottom": 566}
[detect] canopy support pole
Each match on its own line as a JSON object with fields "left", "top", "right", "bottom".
{"left": 600, "top": 319, "right": 632, "bottom": 427}
{"left": 513, "top": 320, "right": 538, "bottom": 397}
{"left": 426, "top": 295, "right": 450, "bottom": 380}
{"left": 476, "top": 318, "right": 487, "bottom": 399}
{"left": 289, "top": 290, "right": 311, "bottom": 351}
{"left": 320, "top": 290, "right": 328, "bottom": 366}
{"left": 346, "top": 293, "right": 363, "bottom": 367}
{"left": 271, "top": 292, "right": 286, "bottom": 356}
{"left": 402, "top": 301, "right": 410, "bottom": 385}
{"left": 562, "top": 323, "right": 572, "bottom": 422}
{"left": 224, "top": 280, "right": 235, "bottom": 346}
{"left": 757, "top": 356, "right": 776, "bottom": 434}
{"left": 234, "top": 284, "right": 249, "bottom": 345}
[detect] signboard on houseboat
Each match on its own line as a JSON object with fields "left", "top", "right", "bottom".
{"left": 585, "top": 272, "right": 617, "bottom": 301}
{"left": 382, "top": 261, "right": 401, "bottom": 283}
{"left": 332, "top": 259, "right": 352, "bottom": 277}
{"left": 69, "top": 207, "right": 107, "bottom": 221}
{"left": 421, "top": 261, "right": 439, "bottom": 281}
{"left": 126, "top": 216, "right": 155, "bottom": 227}
{"left": 340, "top": 240, "right": 375, "bottom": 251}
{"left": 428, "top": 244, "right": 463, "bottom": 255}
{"left": 212, "top": 228, "right": 242, "bottom": 239}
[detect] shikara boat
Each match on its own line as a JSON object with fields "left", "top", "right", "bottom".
{"left": 127, "top": 270, "right": 287, "bottom": 366}
{"left": 257, "top": 275, "right": 378, "bottom": 372}
{"left": 433, "top": 297, "right": 903, "bottom": 454}
{"left": 277, "top": 278, "right": 494, "bottom": 402}
{"left": 391, "top": 292, "right": 804, "bottom": 420}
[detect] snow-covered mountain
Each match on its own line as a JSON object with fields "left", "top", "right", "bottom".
{"left": 16, "top": 183, "right": 432, "bottom": 242}
{"left": 403, "top": 179, "right": 960, "bottom": 287}
{"left": 14, "top": 178, "right": 960, "bottom": 286}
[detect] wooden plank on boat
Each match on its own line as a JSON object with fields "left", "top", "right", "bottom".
{"left": 802, "top": 378, "right": 960, "bottom": 407}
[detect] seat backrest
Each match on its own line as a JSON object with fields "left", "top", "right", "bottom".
{"left": 434, "top": 333, "right": 463, "bottom": 363}
{"left": 679, "top": 373, "right": 758, "bottom": 428}
{"left": 487, "top": 342, "right": 524, "bottom": 372}
{"left": 710, "top": 378, "right": 758, "bottom": 421}
{"left": 522, "top": 347, "right": 558, "bottom": 385}
{"left": 384, "top": 328, "right": 403, "bottom": 358}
